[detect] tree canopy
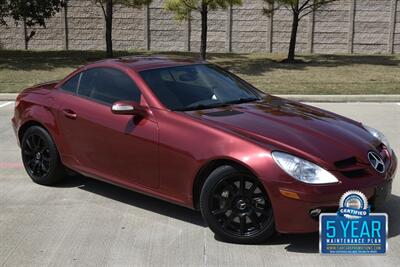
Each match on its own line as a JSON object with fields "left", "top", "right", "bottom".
{"left": 165, "top": 0, "right": 242, "bottom": 20}
{"left": 0, "top": 0, "right": 64, "bottom": 49}
{"left": 164, "top": 0, "right": 242, "bottom": 59}
{"left": 93, "top": 0, "right": 152, "bottom": 57}
{"left": 263, "top": 0, "right": 336, "bottom": 19}
{"left": 263, "top": 0, "right": 337, "bottom": 62}
{"left": 6, "top": 0, "right": 63, "bottom": 27}
{"left": 0, "top": 0, "right": 8, "bottom": 25}
{"left": 94, "top": 0, "right": 152, "bottom": 12}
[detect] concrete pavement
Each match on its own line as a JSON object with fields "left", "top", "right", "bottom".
{"left": 0, "top": 102, "right": 399, "bottom": 267}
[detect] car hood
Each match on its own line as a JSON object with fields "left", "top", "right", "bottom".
{"left": 184, "top": 95, "right": 378, "bottom": 170}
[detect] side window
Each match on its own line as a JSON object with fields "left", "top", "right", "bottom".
{"left": 77, "top": 68, "right": 141, "bottom": 105}
{"left": 78, "top": 69, "right": 97, "bottom": 97}
{"left": 61, "top": 73, "right": 81, "bottom": 93}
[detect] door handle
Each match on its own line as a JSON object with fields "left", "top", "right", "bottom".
{"left": 62, "top": 109, "right": 77, "bottom": 120}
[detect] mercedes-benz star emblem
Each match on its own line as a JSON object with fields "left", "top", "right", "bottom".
{"left": 368, "top": 151, "right": 385, "bottom": 173}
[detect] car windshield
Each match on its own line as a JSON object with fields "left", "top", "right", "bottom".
{"left": 140, "top": 64, "right": 261, "bottom": 111}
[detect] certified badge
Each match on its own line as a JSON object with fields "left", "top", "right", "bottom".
{"left": 338, "top": 190, "right": 370, "bottom": 219}
{"left": 319, "top": 191, "right": 388, "bottom": 254}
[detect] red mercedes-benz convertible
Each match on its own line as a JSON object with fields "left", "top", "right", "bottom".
{"left": 12, "top": 56, "right": 397, "bottom": 243}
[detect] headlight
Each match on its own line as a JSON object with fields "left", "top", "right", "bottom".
{"left": 363, "top": 125, "right": 391, "bottom": 150}
{"left": 271, "top": 151, "right": 338, "bottom": 184}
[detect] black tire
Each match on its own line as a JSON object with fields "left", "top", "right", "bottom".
{"left": 200, "top": 165, "right": 275, "bottom": 244}
{"left": 21, "top": 126, "right": 66, "bottom": 185}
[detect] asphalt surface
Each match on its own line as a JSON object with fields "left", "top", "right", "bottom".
{"left": 0, "top": 101, "right": 399, "bottom": 267}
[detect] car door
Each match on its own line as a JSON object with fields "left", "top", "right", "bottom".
{"left": 56, "top": 67, "right": 159, "bottom": 189}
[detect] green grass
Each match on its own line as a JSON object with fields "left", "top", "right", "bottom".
{"left": 0, "top": 50, "right": 399, "bottom": 94}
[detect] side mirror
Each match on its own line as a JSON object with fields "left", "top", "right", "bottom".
{"left": 111, "top": 101, "right": 148, "bottom": 117}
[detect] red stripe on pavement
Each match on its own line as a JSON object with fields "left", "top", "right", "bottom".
{"left": 0, "top": 162, "right": 24, "bottom": 168}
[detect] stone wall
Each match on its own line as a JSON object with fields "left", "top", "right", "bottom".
{"left": 395, "top": 0, "right": 400, "bottom": 52}
{"left": 0, "top": 0, "right": 398, "bottom": 54}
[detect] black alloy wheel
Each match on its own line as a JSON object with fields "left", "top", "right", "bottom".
{"left": 22, "top": 133, "right": 51, "bottom": 178}
{"left": 21, "top": 126, "right": 66, "bottom": 185}
{"left": 200, "top": 165, "right": 275, "bottom": 243}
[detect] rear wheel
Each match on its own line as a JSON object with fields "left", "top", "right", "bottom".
{"left": 200, "top": 165, "right": 275, "bottom": 244}
{"left": 21, "top": 126, "right": 66, "bottom": 185}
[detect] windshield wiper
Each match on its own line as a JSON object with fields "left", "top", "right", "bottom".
{"left": 174, "top": 97, "right": 259, "bottom": 112}
{"left": 175, "top": 103, "right": 230, "bottom": 112}
{"left": 223, "top": 97, "right": 259, "bottom": 105}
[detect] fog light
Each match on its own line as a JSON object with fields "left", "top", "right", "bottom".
{"left": 310, "top": 208, "right": 322, "bottom": 217}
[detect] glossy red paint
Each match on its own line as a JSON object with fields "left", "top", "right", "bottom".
{"left": 12, "top": 56, "right": 397, "bottom": 233}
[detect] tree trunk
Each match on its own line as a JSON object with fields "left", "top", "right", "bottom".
{"left": 23, "top": 18, "right": 28, "bottom": 50}
{"left": 287, "top": 11, "right": 299, "bottom": 63}
{"left": 200, "top": 2, "right": 208, "bottom": 60}
{"left": 105, "top": 0, "right": 113, "bottom": 58}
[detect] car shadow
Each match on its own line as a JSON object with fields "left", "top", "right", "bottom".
{"left": 214, "top": 232, "right": 320, "bottom": 253}
{"left": 56, "top": 175, "right": 400, "bottom": 254}
{"left": 55, "top": 174, "right": 206, "bottom": 227}
{"left": 378, "top": 194, "right": 400, "bottom": 238}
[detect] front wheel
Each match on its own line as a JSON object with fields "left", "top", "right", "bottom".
{"left": 200, "top": 165, "right": 275, "bottom": 244}
{"left": 21, "top": 126, "right": 66, "bottom": 185}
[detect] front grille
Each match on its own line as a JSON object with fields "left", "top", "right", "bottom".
{"left": 334, "top": 144, "right": 391, "bottom": 179}
{"left": 376, "top": 144, "right": 390, "bottom": 167}
{"left": 334, "top": 157, "right": 357, "bottom": 169}
{"left": 340, "top": 169, "right": 369, "bottom": 178}
{"left": 334, "top": 156, "right": 369, "bottom": 179}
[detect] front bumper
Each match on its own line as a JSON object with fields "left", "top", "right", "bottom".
{"left": 266, "top": 152, "right": 397, "bottom": 234}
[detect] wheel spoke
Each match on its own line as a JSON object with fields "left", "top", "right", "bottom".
{"left": 254, "top": 207, "right": 268, "bottom": 215}
{"left": 37, "top": 137, "right": 42, "bottom": 149}
{"left": 239, "top": 215, "right": 246, "bottom": 235}
{"left": 212, "top": 208, "right": 228, "bottom": 216}
{"left": 222, "top": 182, "right": 238, "bottom": 196}
{"left": 248, "top": 211, "right": 260, "bottom": 229}
{"left": 26, "top": 138, "right": 34, "bottom": 151}
{"left": 40, "top": 146, "right": 48, "bottom": 154}
{"left": 42, "top": 150, "right": 50, "bottom": 160}
{"left": 27, "top": 158, "right": 35, "bottom": 167}
{"left": 247, "top": 182, "right": 258, "bottom": 196}
{"left": 34, "top": 135, "right": 41, "bottom": 149}
{"left": 213, "top": 193, "right": 223, "bottom": 201}
{"left": 239, "top": 177, "right": 245, "bottom": 195}
{"left": 40, "top": 162, "right": 47, "bottom": 173}
{"left": 32, "top": 161, "right": 39, "bottom": 174}
{"left": 23, "top": 150, "right": 34, "bottom": 156}
{"left": 222, "top": 213, "right": 235, "bottom": 229}
{"left": 31, "top": 135, "right": 37, "bottom": 150}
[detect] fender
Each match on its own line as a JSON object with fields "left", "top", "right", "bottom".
{"left": 17, "top": 96, "right": 65, "bottom": 156}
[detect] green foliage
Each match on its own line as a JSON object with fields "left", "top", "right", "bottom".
{"left": 263, "top": 0, "right": 337, "bottom": 62}
{"left": 0, "top": 0, "right": 8, "bottom": 25}
{"left": 164, "top": 0, "right": 242, "bottom": 20}
{"left": 93, "top": 0, "right": 152, "bottom": 12}
{"left": 263, "top": 0, "right": 337, "bottom": 18}
{"left": 92, "top": 0, "right": 152, "bottom": 57}
{"left": 3, "top": 0, "right": 63, "bottom": 27}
